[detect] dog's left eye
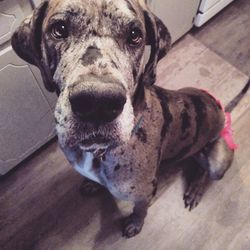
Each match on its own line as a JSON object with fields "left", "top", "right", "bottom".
{"left": 128, "top": 27, "right": 143, "bottom": 46}
{"left": 51, "top": 21, "right": 69, "bottom": 39}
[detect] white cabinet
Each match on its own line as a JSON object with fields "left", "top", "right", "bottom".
{"left": 148, "top": 0, "right": 200, "bottom": 42}
{"left": 148, "top": 0, "right": 235, "bottom": 38}
{"left": 0, "top": 47, "right": 56, "bottom": 174}
{"left": 0, "top": 0, "right": 25, "bottom": 45}
{"left": 30, "top": 0, "right": 41, "bottom": 7}
{"left": 195, "top": 0, "right": 235, "bottom": 27}
{"left": 0, "top": 0, "right": 57, "bottom": 174}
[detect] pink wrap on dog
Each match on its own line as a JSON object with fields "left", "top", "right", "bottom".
{"left": 202, "top": 89, "right": 238, "bottom": 150}
{"left": 220, "top": 112, "right": 238, "bottom": 150}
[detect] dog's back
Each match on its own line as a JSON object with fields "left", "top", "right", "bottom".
{"left": 153, "top": 86, "right": 225, "bottom": 162}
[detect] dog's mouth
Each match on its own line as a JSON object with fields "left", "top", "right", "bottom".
{"left": 55, "top": 91, "right": 135, "bottom": 149}
{"left": 78, "top": 134, "right": 113, "bottom": 150}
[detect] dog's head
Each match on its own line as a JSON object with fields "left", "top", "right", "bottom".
{"left": 12, "top": 0, "right": 171, "bottom": 150}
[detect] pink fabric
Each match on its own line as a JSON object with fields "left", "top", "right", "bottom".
{"left": 201, "top": 89, "right": 238, "bottom": 150}
{"left": 220, "top": 112, "right": 238, "bottom": 150}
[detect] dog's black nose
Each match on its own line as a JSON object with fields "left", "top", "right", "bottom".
{"left": 69, "top": 84, "right": 126, "bottom": 123}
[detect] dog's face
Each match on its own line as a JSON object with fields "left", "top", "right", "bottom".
{"left": 12, "top": 0, "right": 171, "bottom": 150}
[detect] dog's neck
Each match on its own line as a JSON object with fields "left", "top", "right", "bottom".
{"left": 131, "top": 115, "right": 144, "bottom": 137}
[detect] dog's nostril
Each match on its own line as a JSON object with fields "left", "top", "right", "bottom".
{"left": 69, "top": 91, "right": 94, "bottom": 118}
{"left": 112, "top": 108, "right": 120, "bottom": 115}
{"left": 106, "top": 98, "right": 126, "bottom": 111}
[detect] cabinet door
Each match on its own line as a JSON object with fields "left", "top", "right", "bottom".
{"left": 0, "top": 47, "right": 55, "bottom": 174}
{"left": 199, "top": 0, "right": 221, "bottom": 12}
{"left": 0, "top": 0, "right": 25, "bottom": 45}
{"left": 29, "top": 65, "right": 58, "bottom": 110}
{"left": 30, "top": 0, "right": 42, "bottom": 7}
{"left": 148, "top": 0, "right": 200, "bottom": 42}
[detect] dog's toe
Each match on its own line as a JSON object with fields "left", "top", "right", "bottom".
{"left": 80, "top": 178, "right": 102, "bottom": 196}
{"left": 183, "top": 184, "right": 203, "bottom": 211}
{"left": 183, "top": 171, "right": 209, "bottom": 211}
{"left": 183, "top": 160, "right": 211, "bottom": 211}
{"left": 122, "top": 214, "right": 144, "bottom": 238}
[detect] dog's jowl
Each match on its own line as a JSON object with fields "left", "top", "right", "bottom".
{"left": 12, "top": 0, "right": 250, "bottom": 238}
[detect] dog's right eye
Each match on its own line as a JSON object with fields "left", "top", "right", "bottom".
{"left": 51, "top": 21, "right": 69, "bottom": 39}
{"left": 127, "top": 27, "right": 143, "bottom": 47}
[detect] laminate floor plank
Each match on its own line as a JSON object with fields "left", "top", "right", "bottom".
{"left": 192, "top": 0, "right": 250, "bottom": 76}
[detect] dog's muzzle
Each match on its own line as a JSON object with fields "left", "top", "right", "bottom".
{"left": 69, "top": 76, "right": 127, "bottom": 124}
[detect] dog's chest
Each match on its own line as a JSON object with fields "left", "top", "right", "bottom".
{"left": 73, "top": 152, "right": 102, "bottom": 184}
{"left": 72, "top": 150, "right": 140, "bottom": 200}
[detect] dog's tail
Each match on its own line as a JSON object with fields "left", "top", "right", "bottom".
{"left": 225, "top": 78, "right": 250, "bottom": 113}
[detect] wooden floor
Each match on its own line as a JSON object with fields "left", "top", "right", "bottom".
{"left": 1, "top": 2, "right": 250, "bottom": 249}
{"left": 192, "top": 0, "right": 250, "bottom": 77}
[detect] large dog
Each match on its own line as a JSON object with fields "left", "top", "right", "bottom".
{"left": 12, "top": 0, "right": 249, "bottom": 238}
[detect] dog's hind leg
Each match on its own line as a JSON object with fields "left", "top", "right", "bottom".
{"left": 183, "top": 158, "right": 210, "bottom": 210}
{"left": 195, "top": 137, "right": 234, "bottom": 180}
{"left": 183, "top": 138, "right": 234, "bottom": 210}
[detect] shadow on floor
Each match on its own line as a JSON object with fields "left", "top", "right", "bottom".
{"left": 1, "top": 148, "right": 213, "bottom": 250}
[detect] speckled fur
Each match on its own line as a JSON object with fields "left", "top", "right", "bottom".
{"left": 12, "top": 0, "right": 235, "bottom": 238}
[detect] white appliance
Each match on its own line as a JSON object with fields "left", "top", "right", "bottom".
{"left": 148, "top": 0, "right": 200, "bottom": 42}
{"left": 195, "top": 0, "right": 235, "bottom": 27}
{"left": 0, "top": 0, "right": 56, "bottom": 175}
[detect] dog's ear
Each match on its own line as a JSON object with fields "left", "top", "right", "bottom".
{"left": 139, "top": 1, "right": 171, "bottom": 85}
{"left": 11, "top": 1, "right": 55, "bottom": 92}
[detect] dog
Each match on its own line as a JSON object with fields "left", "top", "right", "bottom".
{"left": 12, "top": 0, "right": 250, "bottom": 238}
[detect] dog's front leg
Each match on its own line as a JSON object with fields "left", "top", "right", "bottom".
{"left": 123, "top": 199, "right": 151, "bottom": 238}
{"left": 80, "top": 177, "right": 102, "bottom": 196}
{"left": 99, "top": 142, "right": 159, "bottom": 238}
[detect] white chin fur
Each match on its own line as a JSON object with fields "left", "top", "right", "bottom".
{"left": 116, "top": 96, "right": 135, "bottom": 143}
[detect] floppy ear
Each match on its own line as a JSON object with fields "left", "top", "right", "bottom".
{"left": 11, "top": 1, "right": 55, "bottom": 92}
{"left": 140, "top": 2, "right": 171, "bottom": 85}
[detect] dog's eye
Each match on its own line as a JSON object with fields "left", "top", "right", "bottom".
{"left": 128, "top": 27, "right": 143, "bottom": 46}
{"left": 51, "top": 21, "right": 69, "bottom": 39}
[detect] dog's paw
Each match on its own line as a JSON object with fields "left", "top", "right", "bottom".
{"left": 183, "top": 169, "right": 210, "bottom": 211}
{"left": 122, "top": 214, "right": 144, "bottom": 238}
{"left": 80, "top": 178, "right": 101, "bottom": 196}
{"left": 183, "top": 182, "right": 204, "bottom": 211}
{"left": 182, "top": 160, "right": 210, "bottom": 211}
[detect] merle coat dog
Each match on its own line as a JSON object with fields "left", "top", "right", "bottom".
{"left": 12, "top": 0, "right": 250, "bottom": 238}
